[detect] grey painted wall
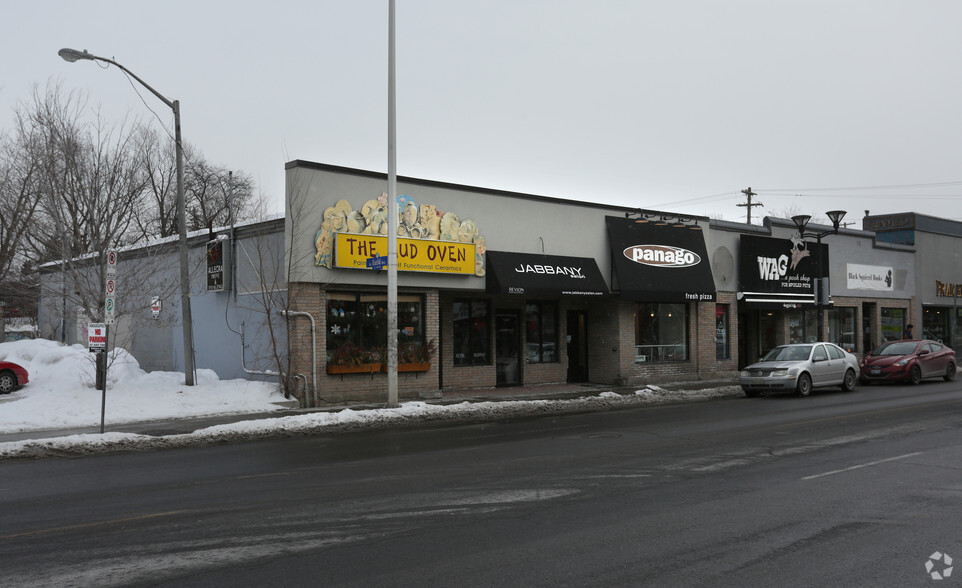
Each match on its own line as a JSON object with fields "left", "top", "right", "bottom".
{"left": 915, "top": 231, "right": 962, "bottom": 307}
{"left": 38, "top": 218, "right": 286, "bottom": 381}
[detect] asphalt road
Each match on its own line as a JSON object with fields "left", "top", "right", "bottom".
{"left": 2, "top": 380, "right": 961, "bottom": 587}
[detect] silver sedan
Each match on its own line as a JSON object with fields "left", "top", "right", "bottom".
{"left": 739, "top": 343, "right": 860, "bottom": 397}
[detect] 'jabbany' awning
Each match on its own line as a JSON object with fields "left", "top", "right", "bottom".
{"left": 485, "top": 251, "right": 608, "bottom": 297}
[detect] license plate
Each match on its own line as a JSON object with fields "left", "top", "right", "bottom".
{"left": 871, "top": 369, "right": 880, "bottom": 375}
{"left": 752, "top": 378, "right": 764, "bottom": 385}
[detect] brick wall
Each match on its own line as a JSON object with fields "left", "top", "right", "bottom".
{"left": 438, "top": 293, "right": 569, "bottom": 393}
{"left": 438, "top": 292, "right": 497, "bottom": 392}
{"left": 586, "top": 296, "right": 627, "bottom": 385}
{"left": 615, "top": 297, "right": 738, "bottom": 386}
{"left": 289, "top": 283, "right": 440, "bottom": 406}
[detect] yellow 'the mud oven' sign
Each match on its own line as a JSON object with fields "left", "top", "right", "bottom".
{"left": 334, "top": 233, "right": 475, "bottom": 275}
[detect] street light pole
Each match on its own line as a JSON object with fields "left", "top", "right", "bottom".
{"left": 386, "top": 1, "right": 399, "bottom": 407}
{"left": 792, "top": 211, "right": 847, "bottom": 342}
{"left": 58, "top": 48, "right": 196, "bottom": 385}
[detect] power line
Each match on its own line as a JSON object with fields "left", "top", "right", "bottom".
{"left": 764, "top": 193, "right": 962, "bottom": 200}
{"left": 651, "top": 190, "right": 740, "bottom": 209}
{"left": 760, "top": 180, "right": 962, "bottom": 193}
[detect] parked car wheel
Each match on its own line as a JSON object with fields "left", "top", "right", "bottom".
{"left": 909, "top": 364, "right": 922, "bottom": 385}
{"left": 945, "top": 362, "right": 956, "bottom": 382}
{"left": 0, "top": 371, "right": 17, "bottom": 394}
{"left": 841, "top": 369, "right": 857, "bottom": 392}
{"left": 796, "top": 373, "right": 812, "bottom": 397}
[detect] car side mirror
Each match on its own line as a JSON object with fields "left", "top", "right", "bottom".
{"left": 919, "top": 349, "right": 930, "bottom": 356}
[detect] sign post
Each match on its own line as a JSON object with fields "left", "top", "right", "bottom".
{"left": 105, "top": 249, "right": 117, "bottom": 326}
{"left": 88, "top": 322, "right": 109, "bottom": 433}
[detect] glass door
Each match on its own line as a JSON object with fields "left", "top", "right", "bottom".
{"left": 496, "top": 312, "right": 521, "bottom": 386}
{"left": 566, "top": 310, "right": 588, "bottom": 383}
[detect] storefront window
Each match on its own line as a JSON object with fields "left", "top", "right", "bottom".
{"left": 525, "top": 302, "right": 558, "bottom": 363}
{"left": 788, "top": 310, "right": 817, "bottom": 343}
{"left": 923, "top": 307, "right": 950, "bottom": 343}
{"left": 327, "top": 293, "right": 423, "bottom": 363}
{"left": 635, "top": 303, "right": 688, "bottom": 362}
{"left": 828, "top": 307, "right": 856, "bottom": 352}
{"left": 881, "top": 307, "right": 906, "bottom": 342}
{"left": 453, "top": 299, "right": 490, "bottom": 366}
{"left": 952, "top": 308, "right": 962, "bottom": 352}
{"left": 715, "top": 305, "right": 730, "bottom": 360}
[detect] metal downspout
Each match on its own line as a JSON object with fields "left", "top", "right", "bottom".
{"left": 240, "top": 321, "right": 281, "bottom": 377}
{"left": 281, "top": 310, "right": 318, "bottom": 408}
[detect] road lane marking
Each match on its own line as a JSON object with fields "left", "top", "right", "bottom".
{"left": 802, "top": 452, "right": 923, "bottom": 480}
{"left": 0, "top": 510, "right": 190, "bottom": 540}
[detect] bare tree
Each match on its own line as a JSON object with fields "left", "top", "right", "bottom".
{"left": 131, "top": 125, "right": 177, "bottom": 240}
{"left": 185, "top": 158, "right": 257, "bottom": 231}
{"left": 6, "top": 82, "right": 273, "bottom": 378}
{"left": 0, "top": 122, "right": 43, "bottom": 292}
{"left": 16, "top": 83, "right": 148, "bottom": 327}
{"left": 132, "top": 126, "right": 263, "bottom": 238}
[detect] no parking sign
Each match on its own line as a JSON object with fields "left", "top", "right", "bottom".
{"left": 88, "top": 323, "right": 107, "bottom": 352}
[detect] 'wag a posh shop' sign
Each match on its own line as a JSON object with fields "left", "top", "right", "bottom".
{"left": 738, "top": 234, "right": 828, "bottom": 306}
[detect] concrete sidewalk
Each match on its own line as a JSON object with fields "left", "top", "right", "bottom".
{"left": 0, "top": 378, "right": 739, "bottom": 445}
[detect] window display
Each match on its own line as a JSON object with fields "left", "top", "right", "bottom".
{"left": 635, "top": 303, "right": 689, "bottom": 362}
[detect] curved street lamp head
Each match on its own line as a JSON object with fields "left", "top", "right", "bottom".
{"left": 826, "top": 210, "right": 847, "bottom": 231}
{"left": 791, "top": 214, "right": 812, "bottom": 234}
{"left": 58, "top": 48, "right": 95, "bottom": 63}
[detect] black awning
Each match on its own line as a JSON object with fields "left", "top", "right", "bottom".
{"left": 606, "top": 216, "right": 716, "bottom": 302}
{"left": 485, "top": 251, "right": 609, "bottom": 297}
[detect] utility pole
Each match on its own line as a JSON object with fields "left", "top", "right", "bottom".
{"left": 738, "top": 187, "right": 763, "bottom": 224}
{"left": 386, "top": 0, "right": 399, "bottom": 407}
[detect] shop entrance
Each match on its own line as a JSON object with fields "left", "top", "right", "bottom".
{"left": 737, "top": 307, "right": 779, "bottom": 368}
{"left": 566, "top": 310, "right": 589, "bottom": 383}
{"left": 862, "top": 302, "right": 876, "bottom": 354}
{"left": 495, "top": 312, "right": 521, "bottom": 386}
{"left": 738, "top": 312, "right": 748, "bottom": 369}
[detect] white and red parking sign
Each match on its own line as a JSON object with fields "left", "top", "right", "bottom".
{"left": 88, "top": 323, "right": 107, "bottom": 352}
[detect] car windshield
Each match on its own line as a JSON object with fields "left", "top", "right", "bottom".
{"left": 874, "top": 341, "right": 919, "bottom": 356}
{"left": 762, "top": 345, "right": 812, "bottom": 362}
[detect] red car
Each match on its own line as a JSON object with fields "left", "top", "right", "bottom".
{"left": 0, "top": 360, "right": 28, "bottom": 393}
{"left": 859, "top": 339, "right": 957, "bottom": 385}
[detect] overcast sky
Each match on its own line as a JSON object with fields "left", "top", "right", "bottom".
{"left": 3, "top": 0, "right": 962, "bottom": 225}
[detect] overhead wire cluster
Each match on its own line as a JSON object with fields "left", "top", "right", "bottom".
{"left": 651, "top": 181, "right": 962, "bottom": 224}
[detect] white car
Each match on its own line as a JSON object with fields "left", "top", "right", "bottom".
{"left": 740, "top": 343, "right": 859, "bottom": 397}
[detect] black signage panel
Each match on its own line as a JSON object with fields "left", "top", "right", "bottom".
{"left": 485, "top": 251, "right": 609, "bottom": 297}
{"left": 605, "top": 216, "right": 715, "bottom": 302}
{"left": 738, "top": 234, "right": 828, "bottom": 306}
{"left": 207, "top": 239, "right": 225, "bottom": 292}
